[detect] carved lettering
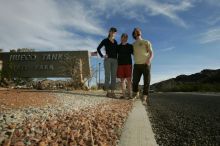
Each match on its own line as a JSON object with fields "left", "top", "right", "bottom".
{"left": 14, "top": 65, "right": 28, "bottom": 71}
{"left": 35, "top": 64, "right": 54, "bottom": 70}
{"left": 43, "top": 54, "right": 67, "bottom": 61}
{"left": 9, "top": 54, "right": 37, "bottom": 61}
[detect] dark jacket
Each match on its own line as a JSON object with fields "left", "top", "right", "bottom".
{"left": 117, "top": 43, "right": 133, "bottom": 65}
{"left": 97, "top": 38, "right": 118, "bottom": 59}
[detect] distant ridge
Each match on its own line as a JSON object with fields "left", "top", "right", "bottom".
{"left": 151, "top": 69, "right": 220, "bottom": 92}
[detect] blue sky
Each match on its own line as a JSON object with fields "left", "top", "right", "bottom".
{"left": 0, "top": 0, "right": 220, "bottom": 84}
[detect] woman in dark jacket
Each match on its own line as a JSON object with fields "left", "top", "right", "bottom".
{"left": 97, "top": 27, "right": 118, "bottom": 98}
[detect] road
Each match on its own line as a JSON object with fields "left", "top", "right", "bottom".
{"left": 147, "top": 92, "right": 220, "bottom": 146}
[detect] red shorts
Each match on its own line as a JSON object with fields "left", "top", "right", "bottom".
{"left": 117, "top": 65, "right": 132, "bottom": 78}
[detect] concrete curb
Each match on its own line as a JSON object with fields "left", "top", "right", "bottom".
{"left": 118, "top": 100, "right": 158, "bottom": 146}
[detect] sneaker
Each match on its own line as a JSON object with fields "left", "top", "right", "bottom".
{"left": 142, "top": 95, "right": 148, "bottom": 105}
{"left": 146, "top": 97, "right": 150, "bottom": 105}
{"left": 126, "top": 92, "right": 132, "bottom": 99}
{"left": 106, "top": 92, "right": 111, "bottom": 98}
{"left": 111, "top": 93, "right": 117, "bottom": 98}
{"left": 132, "top": 92, "right": 139, "bottom": 100}
{"left": 142, "top": 100, "right": 147, "bottom": 106}
{"left": 126, "top": 94, "right": 132, "bottom": 100}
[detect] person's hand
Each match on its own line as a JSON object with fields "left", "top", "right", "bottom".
{"left": 146, "top": 59, "right": 151, "bottom": 65}
{"left": 104, "top": 54, "right": 108, "bottom": 59}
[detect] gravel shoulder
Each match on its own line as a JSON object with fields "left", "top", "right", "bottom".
{"left": 0, "top": 89, "right": 133, "bottom": 146}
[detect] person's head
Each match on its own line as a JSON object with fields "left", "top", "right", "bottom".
{"left": 121, "top": 33, "right": 128, "bottom": 44}
{"left": 108, "top": 27, "right": 117, "bottom": 39}
{"left": 132, "top": 27, "right": 142, "bottom": 40}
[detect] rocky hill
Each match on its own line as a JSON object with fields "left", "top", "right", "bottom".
{"left": 151, "top": 69, "right": 220, "bottom": 92}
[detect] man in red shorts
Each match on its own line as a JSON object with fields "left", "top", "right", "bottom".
{"left": 117, "top": 33, "right": 133, "bottom": 99}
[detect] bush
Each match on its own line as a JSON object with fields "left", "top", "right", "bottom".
{"left": 90, "top": 85, "right": 98, "bottom": 90}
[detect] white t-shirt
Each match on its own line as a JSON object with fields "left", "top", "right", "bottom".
{"left": 132, "top": 39, "right": 152, "bottom": 64}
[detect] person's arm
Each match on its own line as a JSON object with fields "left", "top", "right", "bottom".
{"left": 97, "top": 39, "right": 105, "bottom": 58}
{"left": 114, "top": 39, "right": 118, "bottom": 59}
{"left": 145, "top": 41, "right": 153, "bottom": 65}
{"left": 130, "top": 44, "right": 134, "bottom": 55}
{"left": 115, "top": 39, "right": 118, "bottom": 45}
{"left": 116, "top": 43, "right": 119, "bottom": 59}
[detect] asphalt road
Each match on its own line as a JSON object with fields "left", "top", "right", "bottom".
{"left": 147, "top": 92, "right": 220, "bottom": 146}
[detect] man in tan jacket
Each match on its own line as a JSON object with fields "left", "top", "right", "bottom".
{"left": 132, "top": 27, "right": 154, "bottom": 105}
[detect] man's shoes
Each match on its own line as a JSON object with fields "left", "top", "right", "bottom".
{"left": 111, "top": 93, "right": 116, "bottom": 98}
{"left": 106, "top": 92, "right": 117, "bottom": 98}
{"left": 106, "top": 92, "right": 111, "bottom": 98}
{"left": 142, "top": 95, "right": 149, "bottom": 105}
{"left": 132, "top": 92, "right": 139, "bottom": 101}
{"left": 142, "top": 100, "right": 147, "bottom": 106}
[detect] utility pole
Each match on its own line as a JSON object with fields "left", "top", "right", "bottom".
{"left": 98, "top": 62, "right": 101, "bottom": 89}
{"left": 96, "top": 63, "right": 98, "bottom": 87}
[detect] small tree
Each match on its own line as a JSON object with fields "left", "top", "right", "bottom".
{"left": 86, "top": 63, "right": 98, "bottom": 86}
{"left": 17, "top": 48, "right": 35, "bottom": 52}
{"left": 60, "top": 57, "right": 86, "bottom": 89}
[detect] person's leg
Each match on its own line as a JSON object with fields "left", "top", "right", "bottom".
{"left": 126, "top": 77, "right": 132, "bottom": 98}
{"left": 125, "top": 65, "right": 132, "bottom": 98}
{"left": 132, "top": 64, "right": 142, "bottom": 98}
{"left": 120, "top": 78, "right": 126, "bottom": 97}
{"left": 110, "top": 58, "right": 118, "bottom": 97}
{"left": 104, "top": 58, "right": 111, "bottom": 96}
{"left": 143, "top": 64, "right": 151, "bottom": 104}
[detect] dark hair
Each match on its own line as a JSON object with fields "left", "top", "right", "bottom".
{"left": 109, "top": 27, "right": 117, "bottom": 32}
{"left": 108, "top": 27, "right": 117, "bottom": 38}
{"left": 121, "top": 33, "right": 128, "bottom": 38}
{"left": 132, "top": 27, "right": 141, "bottom": 39}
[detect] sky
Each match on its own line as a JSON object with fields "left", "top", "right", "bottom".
{"left": 0, "top": 0, "right": 220, "bottom": 84}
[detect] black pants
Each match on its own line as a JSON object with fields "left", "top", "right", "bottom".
{"left": 132, "top": 64, "right": 151, "bottom": 95}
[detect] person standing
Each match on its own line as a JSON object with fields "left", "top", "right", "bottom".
{"left": 117, "top": 33, "right": 133, "bottom": 99}
{"left": 97, "top": 27, "right": 118, "bottom": 98}
{"left": 132, "top": 27, "right": 153, "bottom": 105}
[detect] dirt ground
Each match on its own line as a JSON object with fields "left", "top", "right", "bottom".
{"left": 0, "top": 89, "right": 56, "bottom": 112}
{"left": 0, "top": 88, "right": 133, "bottom": 146}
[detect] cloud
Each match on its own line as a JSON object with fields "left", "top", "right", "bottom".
{"left": 207, "top": 16, "right": 220, "bottom": 25}
{"left": 88, "top": 0, "right": 193, "bottom": 27}
{"left": 0, "top": 0, "right": 105, "bottom": 51}
{"left": 199, "top": 27, "right": 220, "bottom": 44}
{"left": 206, "top": 0, "right": 220, "bottom": 6}
{"left": 0, "top": 0, "right": 194, "bottom": 52}
{"left": 159, "top": 46, "right": 175, "bottom": 52}
{"left": 144, "top": 0, "right": 193, "bottom": 27}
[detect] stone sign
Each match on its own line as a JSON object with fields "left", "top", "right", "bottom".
{"left": 0, "top": 51, "right": 91, "bottom": 79}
